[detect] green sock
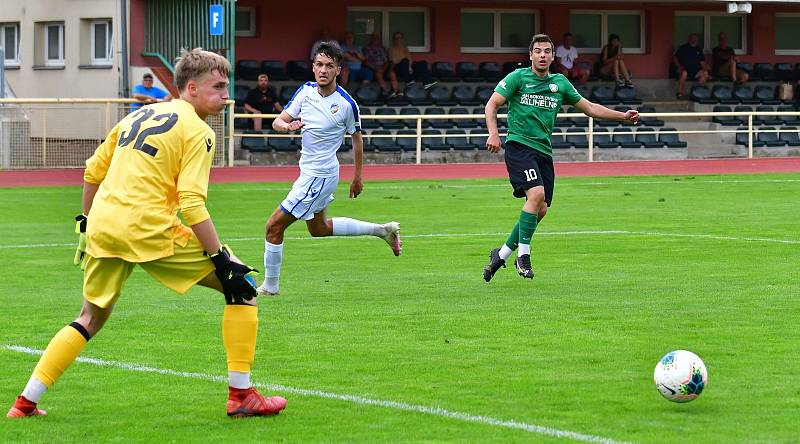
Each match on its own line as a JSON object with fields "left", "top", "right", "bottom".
{"left": 518, "top": 210, "right": 538, "bottom": 246}
{"left": 504, "top": 222, "right": 519, "bottom": 250}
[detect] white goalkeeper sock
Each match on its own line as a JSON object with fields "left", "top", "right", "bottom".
{"left": 518, "top": 244, "right": 531, "bottom": 256}
{"left": 21, "top": 376, "right": 47, "bottom": 403}
{"left": 332, "top": 217, "right": 384, "bottom": 236}
{"left": 263, "top": 241, "right": 283, "bottom": 294}
{"left": 498, "top": 245, "right": 514, "bottom": 261}
{"left": 228, "top": 371, "right": 251, "bottom": 389}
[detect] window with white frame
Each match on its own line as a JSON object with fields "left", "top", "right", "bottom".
{"left": 45, "top": 22, "right": 65, "bottom": 66}
{"left": 91, "top": 19, "right": 112, "bottom": 65}
{"left": 674, "top": 12, "right": 746, "bottom": 54}
{"left": 235, "top": 6, "right": 256, "bottom": 37}
{"left": 775, "top": 13, "right": 800, "bottom": 55}
{"left": 1, "top": 23, "right": 20, "bottom": 65}
{"left": 347, "top": 7, "right": 429, "bottom": 51}
{"left": 460, "top": 9, "right": 538, "bottom": 53}
{"left": 569, "top": 11, "right": 645, "bottom": 54}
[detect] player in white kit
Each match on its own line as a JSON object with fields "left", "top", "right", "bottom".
{"left": 258, "top": 41, "right": 402, "bottom": 296}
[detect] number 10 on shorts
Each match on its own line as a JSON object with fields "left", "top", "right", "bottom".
{"left": 523, "top": 168, "right": 538, "bottom": 182}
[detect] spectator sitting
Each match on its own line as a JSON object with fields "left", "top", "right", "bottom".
{"left": 339, "top": 31, "right": 373, "bottom": 87}
{"left": 363, "top": 32, "right": 400, "bottom": 98}
{"left": 244, "top": 74, "right": 283, "bottom": 132}
{"left": 388, "top": 31, "right": 435, "bottom": 89}
{"left": 131, "top": 73, "right": 171, "bottom": 111}
{"left": 674, "top": 33, "right": 710, "bottom": 99}
{"left": 555, "top": 32, "right": 589, "bottom": 85}
{"left": 712, "top": 32, "right": 749, "bottom": 84}
{"left": 597, "top": 34, "right": 633, "bottom": 87}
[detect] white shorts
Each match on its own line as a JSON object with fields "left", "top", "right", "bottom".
{"left": 280, "top": 172, "right": 339, "bottom": 220}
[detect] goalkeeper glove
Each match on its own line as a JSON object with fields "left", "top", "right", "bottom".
{"left": 74, "top": 214, "right": 88, "bottom": 270}
{"left": 209, "top": 244, "right": 258, "bottom": 305}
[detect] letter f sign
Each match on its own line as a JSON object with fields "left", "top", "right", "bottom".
{"left": 209, "top": 4, "right": 224, "bottom": 36}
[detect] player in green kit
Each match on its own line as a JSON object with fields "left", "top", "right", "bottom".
{"left": 482, "top": 34, "right": 639, "bottom": 281}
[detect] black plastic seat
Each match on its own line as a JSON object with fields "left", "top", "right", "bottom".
{"left": 502, "top": 61, "right": 524, "bottom": 75}
{"left": 453, "top": 85, "right": 480, "bottom": 106}
{"left": 399, "top": 107, "right": 426, "bottom": 129}
{"left": 550, "top": 128, "right": 572, "bottom": 149}
{"left": 260, "top": 60, "right": 287, "bottom": 80}
{"left": 637, "top": 105, "right": 664, "bottom": 127}
{"left": 591, "top": 86, "right": 618, "bottom": 105}
{"left": 777, "top": 106, "right": 800, "bottom": 125}
{"left": 287, "top": 60, "right": 313, "bottom": 81}
{"left": 241, "top": 130, "right": 268, "bottom": 152}
{"left": 690, "top": 85, "right": 715, "bottom": 104}
{"left": 267, "top": 131, "right": 298, "bottom": 152}
{"left": 397, "top": 129, "right": 419, "bottom": 152}
{"left": 432, "top": 62, "right": 459, "bottom": 82}
{"left": 355, "top": 84, "right": 383, "bottom": 106}
{"left": 615, "top": 87, "right": 641, "bottom": 105}
{"left": 566, "top": 128, "right": 588, "bottom": 148}
{"left": 734, "top": 127, "right": 767, "bottom": 147}
{"left": 733, "top": 105, "right": 763, "bottom": 126}
{"left": 733, "top": 85, "right": 759, "bottom": 105}
{"left": 405, "top": 83, "right": 432, "bottom": 106}
{"left": 367, "top": 129, "right": 402, "bottom": 152}
{"left": 613, "top": 128, "right": 641, "bottom": 148}
{"left": 359, "top": 108, "right": 380, "bottom": 130}
{"left": 236, "top": 60, "right": 260, "bottom": 81}
{"left": 753, "top": 63, "right": 774, "bottom": 81}
{"left": 450, "top": 107, "right": 478, "bottom": 129}
{"left": 479, "top": 62, "right": 502, "bottom": 81}
{"left": 234, "top": 85, "right": 250, "bottom": 107}
{"left": 375, "top": 108, "right": 403, "bottom": 129}
{"left": 456, "top": 62, "right": 482, "bottom": 82}
{"left": 476, "top": 87, "right": 494, "bottom": 105}
{"left": 424, "top": 107, "right": 453, "bottom": 129}
{"left": 712, "top": 85, "right": 737, "bottom": 104}
{"left": 635, "top": 127, "right": 664, "bottom": 148}
{"left": 779, "top": 126, "right": 800, "bottom": 146}
{"left": 280, "top": 85, "right": 300, "bottom": 104}
{"left": 446, "top": 129, "right": 476, "bottom": 150}
{"left": 757, "top": 126, "right": 784, "bottom": 147}
{"left": 756, "top": 105, "right": 782, "bottom": 126}
{"left": 754, "top": 86, "right": 780, "bottom": 105}
{"left": 593, "top": 128, "right": 617, "bottom": 148}
{"left": 429, "top": 85, "right": 456, "bottom": 106}
{"left": 712, "top": 105, "right": 742, "bottom": 126}
{"left": 658, "top": 127, "right": 688, "bottom": 148}
{"left": 422, "top": 129, "right": 449, "bottom": 150}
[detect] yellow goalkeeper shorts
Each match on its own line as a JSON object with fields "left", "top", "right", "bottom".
{"left": 82, "top": 232, "right": 216, "bottom": 308}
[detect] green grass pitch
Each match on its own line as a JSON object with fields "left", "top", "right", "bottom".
{"left": 1, "top": 173, "right": 798, "bottom": 443}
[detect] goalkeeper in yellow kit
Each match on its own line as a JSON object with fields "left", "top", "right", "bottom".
{"left": 7, "top": 48, "right": 286, "bottom": 418}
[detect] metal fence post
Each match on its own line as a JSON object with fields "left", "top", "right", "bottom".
{"left": 227, "top": 101, "right": 235, "bottom": 166}
{"left": 588, "top": 117, "right": 594, "bottom": 162}
{"left": 416, "top": 117, "right": 422, "bottom": 164}
{"left": 42, "top": 109, "right": 47, "bottom": 168}
{"left": 747, "top": 114, "right": 753, "bottom": 159}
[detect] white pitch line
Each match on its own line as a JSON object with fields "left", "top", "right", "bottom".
{"left": 1, "top": 229, "right": 798, "bottom": 250}
{"left": 2, "top": 344, "right": 629, "bottom": 444}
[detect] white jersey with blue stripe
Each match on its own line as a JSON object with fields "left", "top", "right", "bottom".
{"left": 284, "top": 82, "right": 361, "bottom": 177}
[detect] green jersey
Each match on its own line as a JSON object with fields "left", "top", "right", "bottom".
{"left": 494, "top": 68, "right": 583, "bottom": 157}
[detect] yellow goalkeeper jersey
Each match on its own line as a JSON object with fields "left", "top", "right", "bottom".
{"left": 84, "top": 99, "right": 216, "bottom": 262}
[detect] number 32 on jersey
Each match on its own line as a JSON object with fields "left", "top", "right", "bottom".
{"left": 118, "top": 108, "right": 179, "bottom": 157}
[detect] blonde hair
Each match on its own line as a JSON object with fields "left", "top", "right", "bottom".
{"left": 174, "top": 48, "right": 230, "bottom": 91}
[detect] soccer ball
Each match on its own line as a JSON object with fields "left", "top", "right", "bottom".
{"left": 653, "top": 350, "right": 708, "bottom": 403}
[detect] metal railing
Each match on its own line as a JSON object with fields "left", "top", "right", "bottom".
{"left": 232, "top": 110, "right": 800, "bottom": 164}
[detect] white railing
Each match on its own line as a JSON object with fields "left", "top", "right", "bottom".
{"left": 233, "top": 110, "right": 800, "bottom": 164}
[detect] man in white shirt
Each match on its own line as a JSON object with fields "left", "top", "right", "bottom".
{"left": 259, "top": 41, "right": 402, "bottom": 296}
{"left": 554, "top": 32, "right": 589, "bottom": 85}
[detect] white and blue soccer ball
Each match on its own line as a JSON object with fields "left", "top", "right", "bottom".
{"left": 653, "top": 350, "right": 708, "bottom": 403}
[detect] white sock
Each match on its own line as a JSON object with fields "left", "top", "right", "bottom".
{"left": 21, "top": 376, "right": 48, "bottom": 403}
{"left": 263, "top": 241, "right": 283, "bottom": 293}
{"left": 228, "top": 371, "right": 251, "bottom": 389}
{"left": 518, "top": 244, "right": 531, "bottom": 256}
{"left": 498, "top": 245, "right": 513, "bottom": 261}
{"left": 332, "top": 217, "right": 383, "bottom": 236}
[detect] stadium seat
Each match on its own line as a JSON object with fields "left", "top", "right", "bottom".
{"left": 422, "top": 129, "right": 449, "bottom": 150}
{"left": 450, "top": 107, "right": 478, "bottom": 129}
{"left": 358, "top": 108, "right": 380, "bottom": 130}
{"left": 754, "top": 86, "right": 780, "bottom": 105}
{"left": 566, "top": 128, "right": 589, "bottom": 148}
{"left": 756, "top": 105, "right": 783, "bottom": 126}
{"left": 396, "top": 129, "right": 419, "bottom": 152}
{"left": 425, "top": 107, "right": 452, "bottom": 129}
{"left": 235, "top": 59, "right": 260, "bottom": 81}
{"left": 567, "top": 107, "right": 588, "bottom": 127}
{"left": 260, "top": 60, "right": 287, "bottom": 80}
{"left": 637, "top": 105, "right": 664, "bottom": 127}
{"left": 376, "top": 108, "right": 403, "bottom": 129}
{"left": 456, "top": 62, "right": 482, "bottom": 82}
{"left": 453, "top": 85, "right": 480, "bottom": 106}
{"left": 775, "top": 63, "right": 794, "bottom": 81}
{"left": 404, "top": 83, "right": 432, "bottom": 106}
{"left": 267, "top": 131, "right": 298, "bottom": 152}
{"left": 479, "top": 62, "right": 502, "bottom": 82}
{"left": 613, "top": 127, "right": 641, "bottom": 148}
{"left": 234, "top": 85, "right": 250, "bottom": 107}
{"left": 503, "top": 61, "right": 524, "bottom": 75}
{"left": 757, "top": 126, "right": 785, "bottom": 147}
{"left": 590, "top": 86, "right": 618, "bottom": 105}
{"left": 241, "top": 130, "right": 268, "bottom": 152}
{"left": 690, "top": 85, "right": 715, "bottom": 104}
{"left": 733, "top": 105, "right": 762, "bottom": 126}
{"left": 432, "top": 62, "right": 459, "bottom": 82}
{"left": 287, "top": 60, "right": 314, "bottom": 81}
{"left": 635, "top": 128, "right": 664, "bottom": 148}
{"left": 471, "top": 106, "right": 488, "bottom": 128}
{"left": 469, "top": 129, "right": 488, "bottom": 148}
{"left": 737, "top": 62, "right": 752, "bottom": 75}
{"left": 429, "top": 84, "right": 456, "bottom": 106}
{"left": 555, "top": 111, "right": 574, "bottom": 128}
{"left": 779, "top": 126, "right": 800, "bottom": 146}
{"left": 593, "top": 127, "right": 617, "bottom": 148}
{"left": 734, "top": 127, "right": 765, "bottom": 147}
{"left": 712, "top": 105, "right": 742, "bottom": 126}
{"left": 399, "top": 107, "right": 426, "bottom": 129}
{"left": 446, "top": 129, "right": 477, "bottom": 150}
{"left": 712, "top": 85, "right": 737, "bottom": 104}
{"left": 550, "top": 128, "right": 572, "bottom": 149}
{"left": 411, "top": 61, "right": 430, "bottom": 82}
{"left": 367, "top": 129, "right": 402, "bottom": 152}
{"left": 777, "top": 106, "right": 800, "bottom": 125}
{"left": 575, "top": 84, "right": 591, "bottom": 100}
{"left": 476, "top": 87, "right": 494, "bottom": 105}
{"left": 355, "top": 84, "right": 383, "bottom": 106}
{"left": 733, "top": 85, "right": 759, "bottom": 105}
{"left": 615, "top": 87, "right": 642, "bottom": 105}
{"left": 753, "top": 63, "right": 775, "bottom": 81}
{"left": 280, "top": 85, "right": 300, "bottom": 104}
{"left": 658, "top": 127, "right": 688, "bottom": 148}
